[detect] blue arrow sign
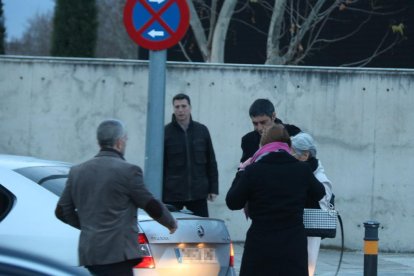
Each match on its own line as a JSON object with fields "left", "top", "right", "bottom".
{"left": 132, "top": 0, "right": 180, "bottom": 42}
{"left": 124, "top": 0, "right": 190, "bottom": 50}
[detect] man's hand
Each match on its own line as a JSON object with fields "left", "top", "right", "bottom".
{"left": 169, "top": 220, "right": 178, "bottom": 234}
{"left": 243, "top": 204, "right": 249, "bottom": 221}
{"left": 207, "top": 193, "right": 217, "bottom": 202}
{"left": 238, "top": 157, "right": 252, "bottom": 170}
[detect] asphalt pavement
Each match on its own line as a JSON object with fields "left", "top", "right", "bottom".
{"left": 233, "top": 243, "right": 414, "bottom": 275}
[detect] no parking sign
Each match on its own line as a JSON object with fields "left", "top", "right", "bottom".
{"left": 123, "top": 0, "right": 190, "bottom": 50}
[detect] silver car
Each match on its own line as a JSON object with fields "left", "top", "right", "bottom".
{"left": 0, "top": 154, "right": 236, "bottom": 276}
{"left": 0, "top": 245, "right": 90, "bottom": 276}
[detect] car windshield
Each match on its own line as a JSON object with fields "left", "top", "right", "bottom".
{"left": 14, "top": 166, "right": 70, "bottom": 196}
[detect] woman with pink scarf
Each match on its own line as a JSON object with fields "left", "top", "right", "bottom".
{"left": 226, "top": 124, "right": 325, "bottom": 276}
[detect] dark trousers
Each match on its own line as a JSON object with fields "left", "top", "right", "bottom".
{"left": 168, "top": 199, "right": 209, "bottom": 217}
{"left": 86, "top": 258, "right": 142, "bottom": 276}
{"left": 240, "top": 224, "right": 308, "bottom": 276}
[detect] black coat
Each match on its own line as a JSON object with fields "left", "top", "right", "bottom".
{"left": 163, "top": 116, "right": 218, "bottom": 202}
{"left": 240, "top": 119, "right": 301, "bottom": 162}
{"left": 226, "top": 151, "right": 325, "bottom": 276}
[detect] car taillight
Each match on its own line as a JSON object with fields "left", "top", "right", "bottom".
{"left": 135, "top": 233, "right": 155, "bottom": 269}
{"left": 229, "top": 241, "right": 234, "bottom": 267}
{"left": 135, "top": 256, "right": 155, "bottom": 269}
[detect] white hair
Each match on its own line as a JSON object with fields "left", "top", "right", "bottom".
{"left": 291, "top": 132, "right": 317, "bottom": 157}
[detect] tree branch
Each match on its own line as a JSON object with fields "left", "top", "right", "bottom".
{"left": 188, "top": 0, "right": 209, "bottom": 61}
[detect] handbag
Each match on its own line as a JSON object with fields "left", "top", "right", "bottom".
{"left": 303, "top": 206, "right": 338, "bottom": 238}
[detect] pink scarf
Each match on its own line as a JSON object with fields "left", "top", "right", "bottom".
{"left": 250, "top": 142, "right": 291, "bottom": 163}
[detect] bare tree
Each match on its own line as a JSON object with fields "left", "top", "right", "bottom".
{"left": 95, "top": 0, "right": 138, "bottom": 59}
{"left": 186, "top": 0, "right": 405, "bottom": 65}
{"left": 7, "top": 0, "right": 142, "bottom": 59}
{"left": 6, "top": 12, "right": 53, "bottom": 56}
{"left": 186, "top": 0, "right": 239, "bottom": 63}
{"left": 265, "top": 0, "right": 405, "bottom": 65}
{"left": 5, "top": 0, "right": 405, "bottom": 66}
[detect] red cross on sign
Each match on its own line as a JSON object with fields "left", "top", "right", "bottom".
{"left": 123, "top": 0, "right": 190, "bottom": 51}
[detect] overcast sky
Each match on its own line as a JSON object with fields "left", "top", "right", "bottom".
{"left": 3, "top": 0, "right": 55, "bottom": 41}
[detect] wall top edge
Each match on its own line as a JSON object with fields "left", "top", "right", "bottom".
{"left": 1, "top": 55, "right": 414, "bottom": 75}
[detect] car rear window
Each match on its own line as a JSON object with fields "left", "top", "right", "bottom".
{"left": 14, "top": 166, "right": 70, "bottom": 197}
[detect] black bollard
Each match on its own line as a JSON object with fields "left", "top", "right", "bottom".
{"left": 363, "top": 220, "right": 380, "bottom": 276}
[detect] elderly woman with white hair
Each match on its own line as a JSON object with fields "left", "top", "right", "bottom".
{"left": 291, "top": 132, "right": 333, "bottom": 276}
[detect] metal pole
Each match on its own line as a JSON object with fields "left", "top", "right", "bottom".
{"left": 363, "top": 220, "right": 380, "bottom": 276}
{"left": 144, "top": 50, "right": 166, "bottom": 199}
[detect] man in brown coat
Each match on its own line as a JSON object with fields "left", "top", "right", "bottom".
{"left": 55, "top": 119, "right": 177, "bottom": 276}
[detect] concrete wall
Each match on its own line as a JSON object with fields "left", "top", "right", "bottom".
{"left": 1, "top": 56, "right": 414, "bottom": 252}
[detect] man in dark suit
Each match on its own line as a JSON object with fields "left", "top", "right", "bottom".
{"left": 55, "top": 119, "right": 177, "bottom": 276}
{"left": 240, "top": 99, "right": 301, "bottom": 163}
